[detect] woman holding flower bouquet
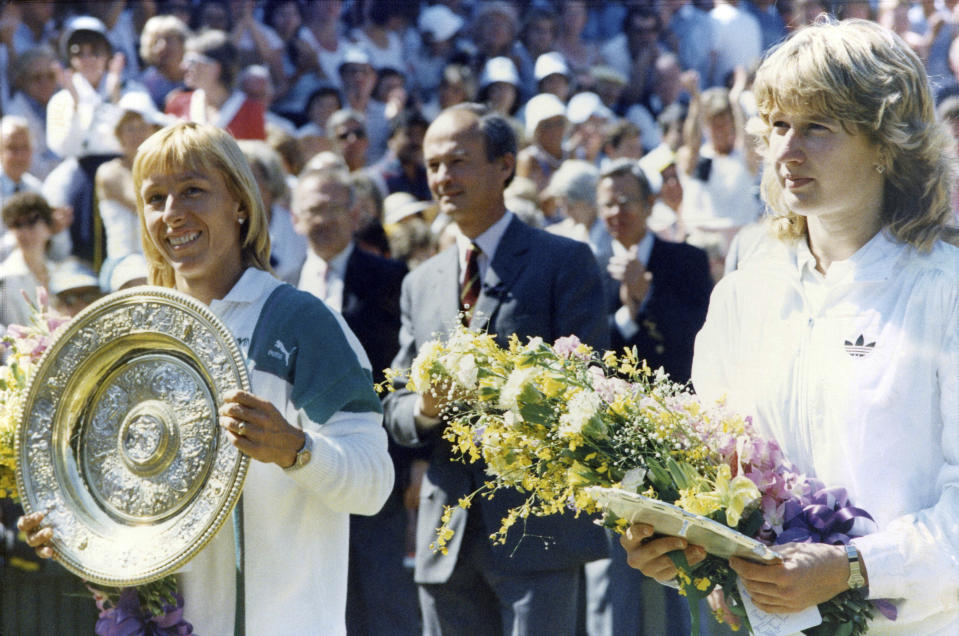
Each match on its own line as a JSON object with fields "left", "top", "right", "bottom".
{"left": 18, "top": 122, "right": 394, "bottom": 634}
{"left": 622, "top": 17, "right": 959, "bottom": 634}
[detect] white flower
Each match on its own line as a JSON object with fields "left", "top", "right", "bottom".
{"left": 410, "top": 340, "right": 443, "bottom": 393}
{"left": 559, "top": 390, "right": 602, "bottom": 436}
{"left": 448, "top": 353, "right": 478, "bottom": 390}
{"left": 525, "top": 336, "right": 543, "bottom": 351}
{"left": 499, "top": 367, "right": 539, "bottom": 412}
{"left": 620, "top": 467, "right": 648, "bottom": 493}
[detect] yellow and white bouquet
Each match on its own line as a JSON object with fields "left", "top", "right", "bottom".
{"left": 383, "top": 325, "right": 890, "bottom": 636}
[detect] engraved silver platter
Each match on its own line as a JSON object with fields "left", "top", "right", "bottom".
{"left": 14, "top": 286, "right": 250, "bottom": 586}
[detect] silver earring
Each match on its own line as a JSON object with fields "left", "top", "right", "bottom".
{"left": 238, "top": 217, "right": 246, "bottom": 225}
{"left": 875, "top": 164, "right": 885, "bottom": 174}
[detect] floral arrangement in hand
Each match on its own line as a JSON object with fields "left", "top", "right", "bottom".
{"left": 382, "top": 325, "right": 895, "bottom": 635}
{"left": 0, "top": 290, "right": 193, "bottom": 635}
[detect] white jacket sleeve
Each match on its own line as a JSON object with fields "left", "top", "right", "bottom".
{"left": 853, "top": 286, "right": 959, "bottom": 611}
{"left": 285, "top": 408, "right": 394, "bottom": 516}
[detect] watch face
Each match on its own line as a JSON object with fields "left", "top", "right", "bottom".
{"left": 297, "top": 449, "right": 312, "bottom": 467}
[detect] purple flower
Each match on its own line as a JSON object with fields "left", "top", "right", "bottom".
{"left": 94, "top": 588, "right": 193, "bottom": 636}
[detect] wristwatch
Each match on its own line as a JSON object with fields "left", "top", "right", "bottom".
{"left": 845, "top": 544, "right": 866, "bottom": 590}
{"left": 284, "top": 434, "right": 312, "bottom": 471}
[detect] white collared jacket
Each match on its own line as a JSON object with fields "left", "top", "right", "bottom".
{"left": 693, "top": 230, "right": 959, "bottom": 634}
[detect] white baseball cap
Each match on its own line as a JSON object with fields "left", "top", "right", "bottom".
{"left": 480, "top": 56, "right": 520, "bottom": 89}
{"left": 534, "top": 52, "right": 570, "bottom": 82}
{"left": 524, "top": 93, "right": 566, "bottom": 139}
{"left": 566, "top": 92, "right": 615, "bottom": 124}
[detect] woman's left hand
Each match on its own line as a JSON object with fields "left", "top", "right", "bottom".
{"left": 218, "top": 389, "right": 306, "bottom": 468}
{"left": 729, "top": 542, "right": 851, "bottom": 614}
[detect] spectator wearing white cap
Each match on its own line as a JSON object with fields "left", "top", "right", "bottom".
{"left": 411, "top": 4, "right": 467, "bottom": 100}
{"left": 565, "top": 91, "right": 615, "bottom": 164}
{"left": 534, "top": 52, "right": 572, "bottom": 103}
{"left": 45, "top": 14, "right": 152, "bottom": 267}
{"left": 337, "top": 46, "right": 389, "bottom": 162}
{"left": 478, "top": 56, "right": 521, "bottom": 117}
{"left": 517, "top": 93, "right": 567, "bottom": 195}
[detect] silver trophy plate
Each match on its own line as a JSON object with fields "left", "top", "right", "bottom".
{"left": 15, "top": 286, "right": 250, "bottom": 586}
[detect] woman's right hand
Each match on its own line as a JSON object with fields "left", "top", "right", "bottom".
{"left": 17, "top": 511, "right": 55, "bottom": 559}
{"left": 619, "top": 522, "right": 707, "bottom": 582}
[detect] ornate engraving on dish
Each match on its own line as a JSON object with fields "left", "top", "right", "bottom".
{"left": 15, "top": 287, "right": 250, "bottom": 586}
{"left": 81, "top": 357, "right": 217, "bottom": 523}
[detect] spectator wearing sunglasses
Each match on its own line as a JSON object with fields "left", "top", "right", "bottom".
{"left": 327, "top": 108, "right": 370, "bottom": 173}
{"left": 1, "top": 192, "right": 77, "bottom": 329}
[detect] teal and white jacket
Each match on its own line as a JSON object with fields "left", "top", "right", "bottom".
{"left": 179, "top": 268, "right": 394, "bottom": 636}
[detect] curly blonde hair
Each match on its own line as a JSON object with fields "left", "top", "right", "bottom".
{"left": 132, "top": 122, "right": 272, "bottom": 288}
{"left": 750, "top": 18, "right": 956, "bottom": 251}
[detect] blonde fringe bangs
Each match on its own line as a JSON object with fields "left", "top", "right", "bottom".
{"left": 751, "top": 18, "right": 956, "bottom": 250}
{"left": 132, "top": 123, "right": 272, "bottom": 288}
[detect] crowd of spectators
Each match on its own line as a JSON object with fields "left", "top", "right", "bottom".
{"left": 3, "top": 1, "right": 959, "bottom": 634}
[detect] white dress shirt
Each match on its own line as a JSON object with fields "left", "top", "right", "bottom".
{"left": 297, "top": 242, "right": 353, "bottom": 313}
{"left": 611, "top": 232, "right": 655, "bottom": 340}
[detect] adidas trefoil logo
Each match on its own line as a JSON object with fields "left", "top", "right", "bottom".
{"left": 843, "top": 334, "right": 876, "bottom": 358}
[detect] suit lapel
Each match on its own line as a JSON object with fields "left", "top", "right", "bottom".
{"left": 431, "top": 246, "right": 462, "bottom": 331}
{"left": 470, "top": 217, "right": 529, "bottom": 332}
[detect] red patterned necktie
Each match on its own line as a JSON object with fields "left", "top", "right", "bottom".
{"left": 460, "top": 242, "right": 481, "bottom": 324}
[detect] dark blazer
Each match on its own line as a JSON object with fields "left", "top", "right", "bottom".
{"left": 383, "top": 216, "right": 611, "bottom": 584}
{"left": 339, "top": 246, "right": 408, "bottom": 385}
{"left": 607, "top": 235, "right": 713, "bottom": 384}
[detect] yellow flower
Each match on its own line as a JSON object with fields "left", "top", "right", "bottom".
{"left": 538, "top": 373, "right": 566, "bottom": 399}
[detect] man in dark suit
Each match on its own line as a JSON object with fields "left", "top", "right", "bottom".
{"left": 600, "top": 158, "right": 713, "bottom": 384}
{"left": 383, "top": 104, "right": 610, "bottom": 636}
{"left": 591, "top": 158, "right": 713, "bottom": 634}
{"left": 292, "top": 168, "right": 422, "bottom": 636}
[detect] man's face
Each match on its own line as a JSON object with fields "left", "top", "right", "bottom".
{"left": 333, "top": 118, "right": 369, "bottom": 171}
{"left": 293, "top": 176, "right": 356, "bottom": 258}
{"left": 1, "top": 129, "right": 33, "bottom": 181}
{"left": 597, "top": 172, "right": 651, "bottom": 247}
{"left": 423, "top": 110, "right": 512, "bottom": 235}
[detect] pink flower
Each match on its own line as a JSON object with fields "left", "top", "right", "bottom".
{"left": 553, "top": 335, "right": 585, "bottom": 359}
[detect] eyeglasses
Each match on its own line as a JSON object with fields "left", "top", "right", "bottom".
{"left": 337, "top": 128, "right": 366, "bottom": 141}
{"left": 8, "top": 213, "right": 44, "bottom": 229}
